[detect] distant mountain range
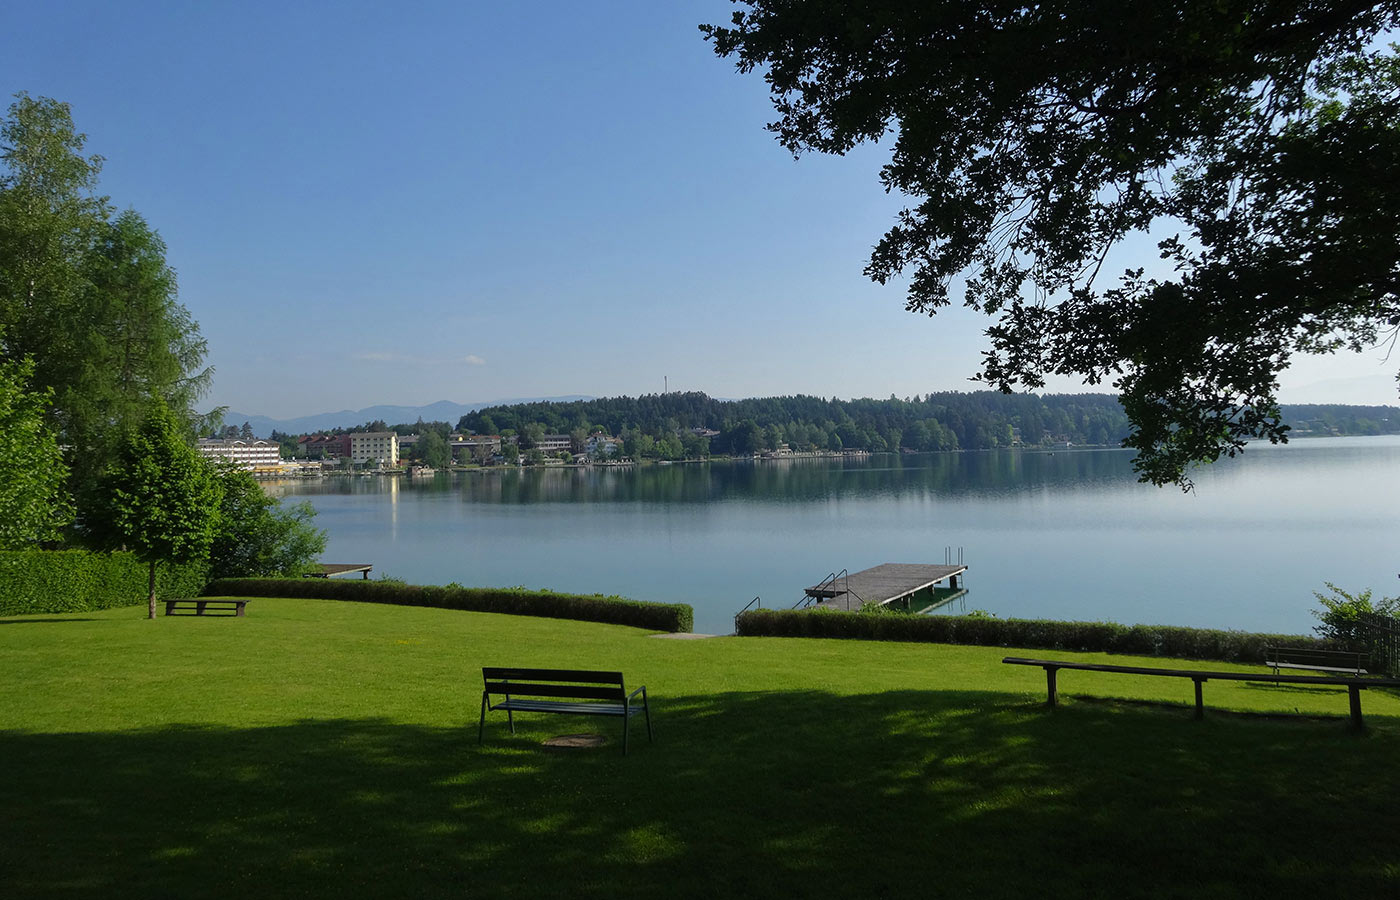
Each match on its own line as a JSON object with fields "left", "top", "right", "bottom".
{"left": 220, "top": 397, "right": 594, "bottom": 438}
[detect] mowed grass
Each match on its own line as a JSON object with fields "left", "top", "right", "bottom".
{"left": 3, "top": 599, "right": 1398, "bottom": 899}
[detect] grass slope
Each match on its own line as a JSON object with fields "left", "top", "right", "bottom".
{"left": 2, "top": 599, "right": 1397, "bottom": 899}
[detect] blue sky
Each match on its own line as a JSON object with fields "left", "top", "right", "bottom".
{"left": 5, "top": 1, "right": 1396, "bottom": 418}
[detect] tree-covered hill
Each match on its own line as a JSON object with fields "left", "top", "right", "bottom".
{"left": 450, "top": 392, "right": 1398, "bottom": 460}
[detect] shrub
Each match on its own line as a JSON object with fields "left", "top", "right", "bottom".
{"left": 1312, "top": 582, "right": 1400, "bottom": 646}
{"left": 204, "top": 577, "right": 694, "bottom": 633}
{"left": 0, "top": 549, "right": 208, "bottom": 616}
{"left": 734, "top": 609, "right": 1326, "bottom": 664}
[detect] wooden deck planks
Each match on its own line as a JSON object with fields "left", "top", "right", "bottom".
{"left": 805, "top": 563, "right": 967, "bottom": 611}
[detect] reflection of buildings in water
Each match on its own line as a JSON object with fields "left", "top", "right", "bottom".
{"left": 388, "top": 472, "right": 398, "bottom": 535}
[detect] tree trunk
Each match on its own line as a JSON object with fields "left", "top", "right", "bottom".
{"left": 147, "top": 560, "right": 158, "bottom": 619}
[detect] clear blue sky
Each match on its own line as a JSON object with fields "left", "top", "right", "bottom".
{"left": 5, "top": 1, "right": 1395, "bottom": 418}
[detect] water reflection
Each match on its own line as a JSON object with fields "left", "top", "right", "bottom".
{"left": 265, "top": 438, "right": 1400, "bottom": 636}
{"left": 272, "top": 449, "right": 1145, "bottom": 506}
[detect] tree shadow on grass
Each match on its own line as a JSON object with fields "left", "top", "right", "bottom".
{"left": 3, "top": 691, "right": 1397, "bottom": 900}
{"left": 0, "top": 617, "right": 101, "bottom": 625}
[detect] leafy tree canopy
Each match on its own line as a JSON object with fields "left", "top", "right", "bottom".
{"left": 703, "top": 2, "right": 1400, "bottom": 485}
{"left": 209, "top": 466, "right": 326, "bottom": 580}
{"left": 96, "top": 403, "right": 220, "bottom": 618}
{"left": 1, "top": 93, "right": 213, "bottom": 526}
{"left": 0, "top": 350, "right": 70, "bottom": 548}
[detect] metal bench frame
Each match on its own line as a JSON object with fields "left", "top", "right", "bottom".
{"left": 1004, "top": 656, "right": 1400, "bottom": 729}
{"left": 479, "top": 667, "right": 653, "bottom": 754}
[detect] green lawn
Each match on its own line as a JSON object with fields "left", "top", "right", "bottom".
{"left": 3, "top": 599, "right": 1398, "bottom": 898}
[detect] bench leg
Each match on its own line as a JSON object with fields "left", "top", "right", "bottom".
{"left": 1045, "top": 667, "right": 1058, "bottom": 707}
{"left": 196, "top": 600, "right": 208, "bottom": 615}
{"left": 235, "top": 602, "right": 246, "bottom": 617}
{"left": 1193, "top": 679, "right": 1205, "bottom": 720}
{"left": 506, "top": 699, "right": 515, "bottom": 735}
{"left": 478, "top": 692, "right": 489, "bottom": 744}
{"left": 1350, "top": 686, "right": 1364, "bottom": 731}
{"left": 622, "top": 708, "right": 630, "bottom": 756}
{"left": 644, "top": 697, "right": 653, "bottom": 744}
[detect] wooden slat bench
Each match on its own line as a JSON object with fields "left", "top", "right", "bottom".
{"left": 478, "top": 667, "right": 652, "bottom": 754}
{"left": 1003, "top": 656, "right": 1400, "bottom": 730}
{"left": 1264, "top": 646, "right": 1369, "bottom": 676}
{"left": 163, "top": 599, "right": 248, "bottom": 617}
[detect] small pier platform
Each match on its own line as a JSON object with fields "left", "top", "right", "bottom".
{"left": 805, "top": 563, "right": 967, "bottom": 612}
{"left": 308, "top": 563, "right": 374, "bottom": 580}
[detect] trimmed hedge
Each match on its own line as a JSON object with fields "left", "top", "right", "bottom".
{"left": 734, "top": 608, "right": 1329, "bottom": 664}
{"left": 205, "top": 577, "right": 694, "bottom": 633}
{"left": 0, "top": 550, "right": 209, "bottom": 616}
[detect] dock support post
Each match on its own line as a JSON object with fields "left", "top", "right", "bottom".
{"left": 1193, "top": 678, "right": 1205, "bottom": 720}
{"left": 1045, "top": 667, "right": 1058, "bottom": 707}
{"left": 1349, "top": 686, "right": 1364, "bottom": 730}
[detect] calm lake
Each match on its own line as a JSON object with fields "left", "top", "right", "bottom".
{"left": 268, "top": 436, "right": 1400, "bottom": 636}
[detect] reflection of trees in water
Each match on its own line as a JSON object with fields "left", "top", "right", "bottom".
{"left": 265, "top": 452, "right": 1142, "bottom": 506}
{"left": 457, "top": 452, "right": 1141, "bottom": 504}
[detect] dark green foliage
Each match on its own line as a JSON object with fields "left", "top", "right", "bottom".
{"left": 96, "top": 403, "right": 220, "bottom": 617}
{"left": 208, "top": 466, "right": 326, "bottom": 579}
{"left": 1312, "top": 582, "right": 1400, "bottom": 646}
{"left": 0, "top": 353, "right": 70, "bottom": 547}
{"left": 415, "top": 429, "right": 450, "bottom": 469}
{"left": 735, "top": 609, "right": 1326, "bottom": 664}
{"left": 0, "top": 549, "right": 206, "bottom": 615}
{"left": 703, "top": 3, "right": 1400, "bottom": 486}
{"left": 205, "top": 578, "right": 694, "bottom": 633}
{"left": 458, "top": 391, "right": 1397, "bottom": 459}
{"left": 1, "top": 94, "right": 213, "bottom": 529}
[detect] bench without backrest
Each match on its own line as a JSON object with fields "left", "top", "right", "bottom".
{"left": 164, "top": 599, "right": 248, "bottom": 617}
{"left": 1264, "top": 646, "right": 1369, "bottom": 676}
{"left": 1003, "top": 656, "right": 1400, "bottom": 729}
{"left": 479, "top": 667, "right": 652, "bottom": 754}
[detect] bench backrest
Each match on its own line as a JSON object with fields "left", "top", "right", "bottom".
{"left": 482, "top": 667, "right": 626, "bottom": 701}
{"left": 1265, "top": 646, "right": 1368, "bottom": 667}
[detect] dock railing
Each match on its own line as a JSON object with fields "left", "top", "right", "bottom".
{"left": 735, "top": 596, "right": 762, "bottom": 631}
{"left": 794, "top": 569, "right": 867, "bottom": 611}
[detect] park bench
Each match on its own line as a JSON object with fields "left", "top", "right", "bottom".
{"left": 1003, "top": 656, "right": 1400, "bottom": 730}
{"left": 163, "top": 598, "right": 248, "bottom": 617}
{"left": 1264, "top": 646, "right": 1369, "bottom": 676}
{"left": 478, "top": 667, "right": 652, "bottom": 754}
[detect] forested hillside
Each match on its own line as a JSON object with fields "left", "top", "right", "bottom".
{"left": 451, "top": 392, "right": 1398, "bottom": 459}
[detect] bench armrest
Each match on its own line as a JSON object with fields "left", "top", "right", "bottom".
{"left": 628, "top": 685, "right": 647, "bottom": 702}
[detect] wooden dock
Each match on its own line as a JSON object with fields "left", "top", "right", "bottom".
{"left": 308, "top": 563, "right": 374, "bottom": 580}
{"left": 804, "top": 563, "right": 967, "bottom": 612}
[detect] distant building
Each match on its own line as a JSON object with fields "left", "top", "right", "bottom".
{"left": 298, "top": 434, "right": 351, "bottom": 459}
{"left": 449, "top": 434, "right": 502, "bottom": 461}
{"left": 350, "top": 431, "right": 399, "bottom": 467}
{"left": 197, "top": 438, "right": 282, "bottom": 471}
{"left": 536, "top": 434, "right": 572, "bottom": 452}
{"left": 585, "top": 434, "right": 619, "bottom": 456}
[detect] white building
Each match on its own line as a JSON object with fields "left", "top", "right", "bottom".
{"left": 197, "top": 438, "right": 282, "bottom": 471}
{"left": 350, "top": 431, "right": 399, "bottom": 467}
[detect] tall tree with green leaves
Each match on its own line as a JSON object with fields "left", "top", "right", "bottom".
{"left": 703, "top": 3, "right": 1400, "bottom": 486}
{"left": 1, "top": 93, "right": 214, "bottom": 525}
{"left": 0, "top": 350, "right": 70, "bottom": 548}
{"left": 416, "top": 429, "right": 451, "bottom": 469}
{"left": 98, "top": 403, "right": 220, "bottom": 618}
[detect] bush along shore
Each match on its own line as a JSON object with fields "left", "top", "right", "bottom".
{"left": 734, "top": 608, "right": 1330, "bottom": 664}
{"left": 205, "top": 577, "right": 693, "bottom": 633}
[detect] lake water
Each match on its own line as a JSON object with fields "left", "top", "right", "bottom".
{"left": 268, "top": 436, "right": 1400, "bottom": 636}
